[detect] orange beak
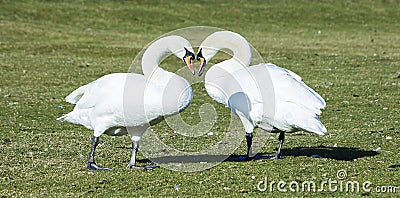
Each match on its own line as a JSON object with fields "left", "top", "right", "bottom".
{"left": 198, "top": 57, "right": 206, "bottom": 76}
{"left": 184, "top": 56, "right": 195, "bottom": 75}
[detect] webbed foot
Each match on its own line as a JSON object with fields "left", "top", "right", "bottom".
{"left": 87, "top": 162, "right": 112, "bottom": 170}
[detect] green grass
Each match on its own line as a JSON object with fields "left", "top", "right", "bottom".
{"left": 1, "top": 0, "right": 399, "bottom": 197}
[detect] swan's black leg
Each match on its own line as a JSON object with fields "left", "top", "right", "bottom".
{"left": 126, "top": 140, "right": 158, "bottom": 170}
{"left": 246, "top": 133, "right": 253, "bottom": 159}
{"left": 87, "top": 136, "right": 112, "bottom": 170}
{"left": 126, "top": 140, "right": 139, "bottom": 168}
{"left": 273, "top": 132, "right": 285, "bottom": 159}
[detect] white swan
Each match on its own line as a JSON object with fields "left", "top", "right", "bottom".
{"left": 57, "top": 35, "right": 196, "bottom": 170}
{"left": 196, "top": 31, "right": 326, "bottom": 159}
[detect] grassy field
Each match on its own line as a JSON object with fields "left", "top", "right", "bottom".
{"left": 1, "top": 0, "right": 399, "bottom": 197}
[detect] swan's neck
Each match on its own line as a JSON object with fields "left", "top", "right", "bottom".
{"left": 140, "top": 36, "right": 193, "bottom": 115}
{"left": 141, "top": 39, "right": 171, "bottom": 77}
{"left": 202, "top": 31, "right": 252, "bottom": 72}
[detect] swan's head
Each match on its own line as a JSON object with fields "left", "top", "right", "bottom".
{"left": 183, "top": 47, "right": 195, "bottom": 75}
{"left": 196, "top": 48, "right": 207, "bottom": 76}
{"left": 195, "top": 31, "right": 253, "bottom": 77}
{"left": 141, "top": 35, "right": 196, "bottom": 76}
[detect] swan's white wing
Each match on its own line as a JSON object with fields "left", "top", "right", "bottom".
{"left": 225, "top": 63, "right": 326, "bottom": 134}
{"left": 59, "top": 73, "right": 151, "bottom": 130}
{"left": 65, "top": 82, "right": 94, "bottom": 105}
{"left": 264, "top": 63, "right": 326, "bottom": 109}
{"left": 248, "top": 63, "right": 326, "bottom": 134}
{"left": 72, "top": 73, "right": 144, "bottom": 110}
{"left": 255, "top": 63, "right": 325, "bottom": 112}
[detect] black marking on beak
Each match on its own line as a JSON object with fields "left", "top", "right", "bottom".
{"left": 196, "top": 48, "right": 206, "bottom": 76}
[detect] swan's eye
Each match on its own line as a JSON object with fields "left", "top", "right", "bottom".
{"left": 183, "top": 52, "right": 195, "bottom": 63}
{"left": 183, "top": 47, "right": 195, "bottom": 62}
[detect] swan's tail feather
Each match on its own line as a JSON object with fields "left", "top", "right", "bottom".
{"left": 65, "top": 83, "right": 91, "bottom": 104}
{"left": 56, "top": 114, "right": 68, "bottom": 122}
{"left": 56, "top": 111, "right": 92, "bottom": 130}
{"left": 296, "top": 115, "right": 327, "bottom": 135}
{"left": 56, "top": 112, "right": 78, "bottom": 124}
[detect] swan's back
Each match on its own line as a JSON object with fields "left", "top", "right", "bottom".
{"left": 72, "top": 73, "right": 144, "bottom": 110}
{"left": 59, "top": 72, "right": 193, "bottom": 133}
{"left": 256, "top": 63, "right": 325, "bottom": 111}
{"left": 59, "top": 73, "right": 156, "bottom": 130}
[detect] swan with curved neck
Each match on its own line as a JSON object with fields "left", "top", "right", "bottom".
{"left": 197, "top": 31, "right": 251, "bottom": 76}
{"left": 197, "top": 31, "right": 326, "bottom": 159}
{"left": 57, "top": 35, "right": 195, "bottom": 170}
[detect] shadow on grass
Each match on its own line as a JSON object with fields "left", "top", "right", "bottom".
{"left": 133, "top": 146, "right": 379, "bottom": 164}
{"left": 389, "top": 164, "right": 400, "bottom": 169}
{"left": 279, "top": 146, "right": 379, "bottom": 161}
{"left": 134, "top": 154, "right": 273, "bottom": 164}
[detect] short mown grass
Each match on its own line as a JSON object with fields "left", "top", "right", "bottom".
{"left": 1, "top": 0, "right": 399, "bottom": 197}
